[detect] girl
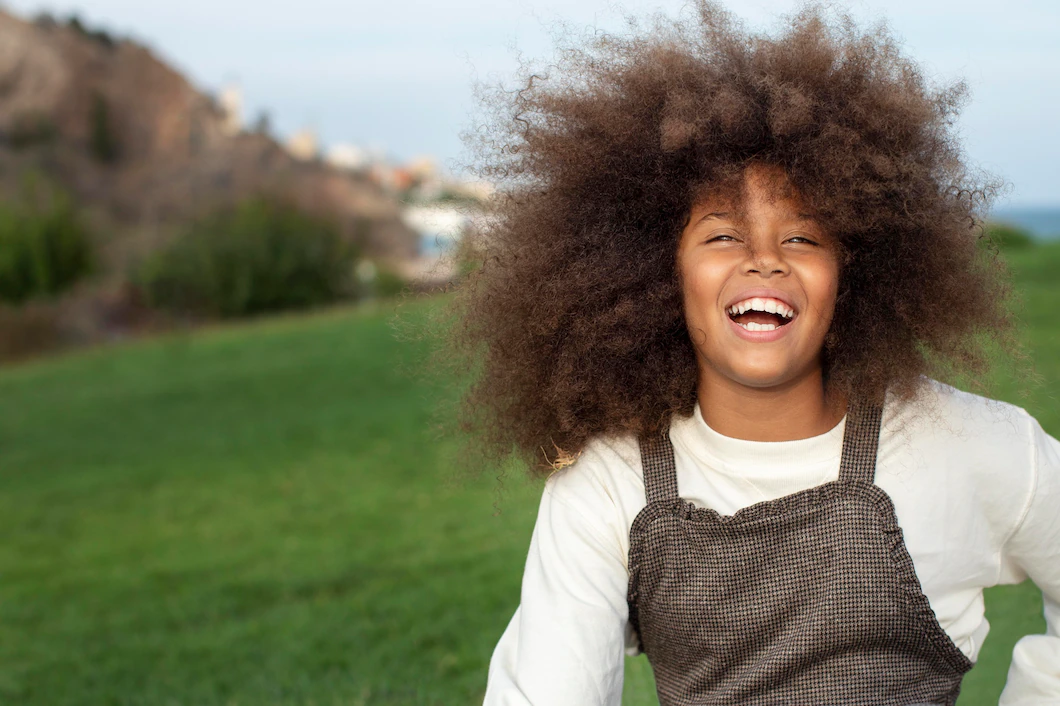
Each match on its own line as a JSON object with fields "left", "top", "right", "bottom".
{"left": 449, "top": 2, "right": 1060, "bottom": 704}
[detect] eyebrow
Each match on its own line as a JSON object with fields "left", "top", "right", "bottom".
{"left": 696, "top": 211, "right": 818, "bottom": 225}
{"left": 696, "top": 211, "right": 730, "bottom": 225}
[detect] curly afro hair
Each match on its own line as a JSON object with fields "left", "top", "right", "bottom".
{"left": 445, "top": 1, "right": 1018, "bottom": 475}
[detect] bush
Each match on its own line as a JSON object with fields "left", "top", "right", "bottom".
{"left": 33, "top": 11, "right": 59, "bottom": 30}
{"left": 135, "top": 197, "right": 360, "bottom": 318}
{"left": 982, "top": 222, "right": 1034, "bottom": 250}
{"left": 374, "top": 266, "right": 407, "bottom": 298}
{"left": 0, "top": 179, "right": 95, "bottom": 304}
{"left": 66, "top": 14, "right": 117, "bottom": 48}
{"left": 6, "top": 112, "right": 59, "bottom": 149}
{"left": 89, "top": 91, "right": 119, "bottom": 163}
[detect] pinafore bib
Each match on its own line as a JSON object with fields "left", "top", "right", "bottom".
{"left": 626, "top": 401, "right": 973, "bottom": 705}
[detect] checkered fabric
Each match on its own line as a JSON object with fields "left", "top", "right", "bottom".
{"left": 627, "top": 400, "right": 973, "bottom": 705}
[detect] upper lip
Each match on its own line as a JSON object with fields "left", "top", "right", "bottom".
{"left": 724, "top": 288, "right": 799, "bottom": 314}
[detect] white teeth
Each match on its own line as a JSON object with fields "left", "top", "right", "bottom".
{"left": 739, "top": 322, "right": 777, "bottom": 331}
{"left": 726, "top": 297, "right": 795, "bottom": 319}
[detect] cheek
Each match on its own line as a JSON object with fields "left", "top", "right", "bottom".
{"left": 680, "top": 257, "right": 726, "bottom": 314}
{"left": 804, "top": 261, "right": 840, "bottom": 324}
{"left": 681, "top": 277, "right": 716, "bottom": 339}
{"left": 682, "top": 269, "right": 708, "bottom": 311}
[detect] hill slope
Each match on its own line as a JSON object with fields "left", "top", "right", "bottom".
{"left": 0, "top": 9, "right": 416, "bottom": 260}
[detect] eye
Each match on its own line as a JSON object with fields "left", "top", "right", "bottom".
{"left": 706, "top": 233, "right": 738, "bottom": 243}
{"left": 785, "top": 235, "right": 819, "bottom": 245}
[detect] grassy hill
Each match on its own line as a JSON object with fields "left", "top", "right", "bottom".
{"left": 2, "top": 243, "right": 1058, "bottom": 705}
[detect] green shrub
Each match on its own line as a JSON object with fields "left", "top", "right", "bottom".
{"left": 374, "top": 265, "right": 407, "bottom": 297}
{"left": 135, "top": 197, "right": 360, "bottom": 318}
{"left": 89, "top": 91, "right": 119, "bottom": 163}
{"left": 0, "top": 181, "right": 95, "bottom": 304}
{"left": 6, "top": 112, "right": 59, "bottom": 149}
{"left": 67, "top": 14, "right": 117, "bottom": 48}
{"left": 982, "top": 222, "right": 1034, "bottom": 250}
{"left": 353, "top": 260, "right": 407, "bottom": 299}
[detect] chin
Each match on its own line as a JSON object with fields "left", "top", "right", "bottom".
{"left": 733, "top": 374, "right": 796, "bottom": 390}
{"left": 726, "top": 362, "right": 805, "bottom": 390}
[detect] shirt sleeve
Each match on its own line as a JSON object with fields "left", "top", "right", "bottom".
{"left": 998, "top": 417, "right": 1060, "bottom": 704}
{"left": 483, "top": 463, "right": 631, "bottom": 706}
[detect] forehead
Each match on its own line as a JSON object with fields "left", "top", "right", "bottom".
{"left": 690, "top": 166, "right": 810, "bottom": 223}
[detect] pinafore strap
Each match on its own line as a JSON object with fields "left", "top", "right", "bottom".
{"left": 638, "top": 400, "right": 885, "bottom": 502}
{"left": 838, "top": 399, "right": 884, "bottom": 485}
{"left": 639, "top": 430, "right": 679, "bottom": 503}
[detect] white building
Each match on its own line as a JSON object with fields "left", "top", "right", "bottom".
{"left": 325, "top": 143, "right": 369, "bottom": 172}
{"left": 396, "top": 203, "right": 496, "bottom": 284}
{"left": 401, "top": 204, "right": 468, "bottom": 258}
{"left": 452, "top": 178, "right": 495, "bottom": 202}
{"left": 218, "top": 84, "right": 243, "bottom": 136}
{"left": 286, "top": 128, "right": 319, "bottom": 161}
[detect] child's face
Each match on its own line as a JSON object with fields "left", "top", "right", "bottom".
{"left": 677, "top": 164, "right": 840, "bottom": 395}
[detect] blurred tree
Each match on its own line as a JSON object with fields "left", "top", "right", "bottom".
{"left": 982, "top": 222, "right": 1034, "bottom": 250}
{"left": 253, "top": 110, "right": 272, "bottom": 136}
{"left": 33, "top": 11, "right": 58, "bottom": 29}
{"left": 66, "top": 13, "right": 116, "bottom": 48}
{"left": 89, "top": 91, "right": 119, "bottom": 163}
{"left": 6, "top": 113, "right": 58, "bottom": 149}
{"left": 135, "top": 196, "right": 360, "bottom": 318}
{"left": 0, "top": 174, "right": 95, "bottom": 304}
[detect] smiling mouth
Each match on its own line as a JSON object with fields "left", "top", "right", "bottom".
{"left": 726, "top": 297, "right": 796, "bottom": 332}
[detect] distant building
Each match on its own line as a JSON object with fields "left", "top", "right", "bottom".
{"left": 451, "top": 178, "right": 495, "bottom": 202}
{"left": 401, "top": 204, "right": 469, "bottom": 258}
{"left": 406, "top": 155, "right": 437, "bottom": 181}
{"left": 369, "top": 163, "right": 413, "bottom": 193}
{"left": 286, "top": 128, "right": 319, "bottom": 161}
{"left": 218, "top": 84, "right": 243, "bottom": 136}
{"left": 325, "top": 142, "right": 369, "bottom": 171}
{"left": 394, "top": 203, "right": 476, "bottom": 284}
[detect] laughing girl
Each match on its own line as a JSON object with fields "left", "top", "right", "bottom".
{"left": 450, "top": 2, "right": 1060, "bottom": 704}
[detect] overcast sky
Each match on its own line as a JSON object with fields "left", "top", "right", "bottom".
{"left": 4, "top": 0, "right": 1058, "bottom": 206}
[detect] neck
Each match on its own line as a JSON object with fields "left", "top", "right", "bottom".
{"left": 696, "top": 369, "right": 846, "bottom": 442}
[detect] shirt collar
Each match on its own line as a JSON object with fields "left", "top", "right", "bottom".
{"left": 669, "top": 401, "right": 846, "bottom": 475}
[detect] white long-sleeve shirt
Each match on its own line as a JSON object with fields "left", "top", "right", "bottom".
{"left": 483, "top": 379, "right": 1060, "bottom": 704}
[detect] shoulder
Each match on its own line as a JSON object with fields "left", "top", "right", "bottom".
{"left": 546, "top": 433, "right": 644, "bottom": 499}
{"left": 541, "top": 433, "right": 648, "bottom": 564}
{"left": 871, "top": 380, "right": 1051, "bottom": 576}
{"left": 886, "top": 377, "right": 1036, "bottom": 448}
{"left": 879, "top": 378, "right": 1041, "bottom": 534}
{"left": 879, "top": 377, "right": 1042, "bottom": 498}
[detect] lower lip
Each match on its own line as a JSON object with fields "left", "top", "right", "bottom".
{"left": 727, "top": 315, "right": 796, "bottom": 342}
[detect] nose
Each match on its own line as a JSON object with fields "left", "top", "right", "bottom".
{"left": 744, "top": 243, "right": 789, "bottom": 277}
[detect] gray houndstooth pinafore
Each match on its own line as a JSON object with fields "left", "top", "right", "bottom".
{"left": 626, "top": 401, "right": 973, "bottom": 705}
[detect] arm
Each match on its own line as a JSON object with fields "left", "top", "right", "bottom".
{"left": 483, "top": 462, "right": 631, "bottom": 706}
{"left": 998, "top": 417, "right": 1060, "bottom": 704}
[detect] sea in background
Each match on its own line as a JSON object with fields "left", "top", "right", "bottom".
{"left": 989, "top": 206, "right": 1060, "bottom": 240}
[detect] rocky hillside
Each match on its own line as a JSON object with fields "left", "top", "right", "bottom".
{"left": 0, "top": 9, "right": 417, "bottom": 261}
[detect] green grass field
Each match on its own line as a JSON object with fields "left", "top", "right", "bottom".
{"left": 1, "top": 243, "right": 1058, "bottom": 705}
